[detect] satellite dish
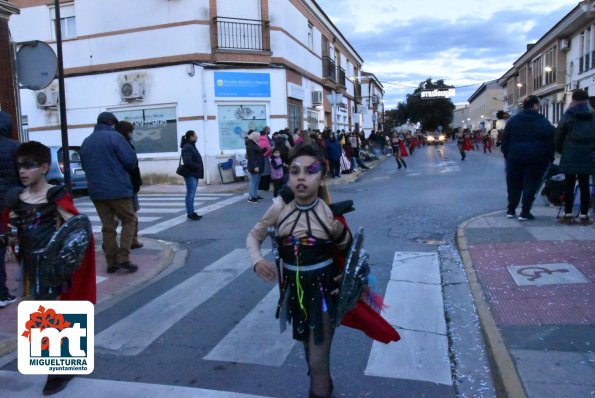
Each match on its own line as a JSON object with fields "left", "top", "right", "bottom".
{"left": 16, "top": 41, "right": 58, "bottom": 90}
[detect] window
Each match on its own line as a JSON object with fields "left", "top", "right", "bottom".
{"left": 50, "top": 4, "right": 76, "bottom": 39}
{"left": 217, "top": 105, "right": 267, "bottom": 150}
{"left": 288, "top": 101, "right": 302, "bottom": 133}
{"left": 307, "top": 23, "right": 314, "bottom": 50}
{"left": 111, "top": 107, "right": 178, "bottom": 154}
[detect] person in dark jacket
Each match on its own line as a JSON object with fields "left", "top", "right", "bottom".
{"left": 0, "top": 111, "right": 19, "bottom": 307}
{"left": 325, "top": 132, "right": 342, "bottom": 178}
{"left": 116, "top": 120, "right": 144, "bottom": 246}
{"left": 555, "top": 90, "right": 595, "bottom": 224}
{"left": 246, "top": 130, "right": 264, "bottom": 203}
{"left": 501, "top": 95, "right": 555, "bottom": 221}
{"left": 81, "top": 112, "right": 139, "bottom": 274}
{"left": 180, "top": 130, "right": 204, "bottom": 220}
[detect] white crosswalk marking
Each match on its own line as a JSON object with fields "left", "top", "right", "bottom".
{"left": 95, "top": 249, "right": 268, "bottom": 355}
{"left": 74, "top": 193, "right": 239, "bottom": 234}
{"left": 139, "top": 195, "right": 245, "bottom": 234}
{"left": 204, "top": 287, "right": 295, "bottom": 366}
{"left": 0, "top": 371, "right": 273, "bottom": 398}
{"left": 365, "top": 251, "right": 452, "bottom": 385}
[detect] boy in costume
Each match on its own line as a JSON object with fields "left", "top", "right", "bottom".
{"left": 247, "top": 143, "right": 398, "bottom": 398}
{"left": 1, "top": 141, "right": 96, "bottom": 396}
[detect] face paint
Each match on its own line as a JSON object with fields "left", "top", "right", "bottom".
{"left": 17, "top": 161, "right": 40, "bottom": 171}
{"left": 290, "top": 160, "right": 321, "bottom": 176}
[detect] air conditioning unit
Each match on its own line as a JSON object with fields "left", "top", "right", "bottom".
{"left": 312, "top": 91, "right": 323, "bottom": 105}
{"left": 560, "top": 39, "right": 570, "bottom": 51}
{"left": 120, "top": 81, "right": 144, "bottom": 100}
{"left": 36, "top": 90, "right": 58, "bottom": 108}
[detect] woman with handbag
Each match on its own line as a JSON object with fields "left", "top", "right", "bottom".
{"left": 179, "top": 130, "right": 204, "bottom": 220}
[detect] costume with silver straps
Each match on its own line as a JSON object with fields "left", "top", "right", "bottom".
{"left": 275, "top": 199, "right": 348, "bottom": 344}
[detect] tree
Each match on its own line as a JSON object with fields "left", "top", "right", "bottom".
{"left": 391, "top": 78, "right": 455, "bottom": 132}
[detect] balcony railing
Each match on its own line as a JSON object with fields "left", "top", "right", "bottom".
{"left": 354, "top": 81, "right": 362, "bottom": 103}
{"left": 337, "top": 66, "right": 346, "bottom": 86}
{"left": 322, "top": 56, "right": 336, "bottom": 81}
{"left": 214, "top": 17, "right": 270, "bottom": 51}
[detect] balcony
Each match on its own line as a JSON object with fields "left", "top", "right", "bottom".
{"left": 322, "top": 56, "right": 336, "bottom": 82}
{"left": 337, "top": 66, "right": 346, "bottom": 87}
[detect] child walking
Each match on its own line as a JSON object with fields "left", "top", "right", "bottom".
{"left": 247, "top": 142, "right": 398, "bottom": 397}
{"left": 270, "top": 147, "right": 285, "bottom": 198}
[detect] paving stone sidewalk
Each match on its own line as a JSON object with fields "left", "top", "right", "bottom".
{"left": 457, "top": 205, "right": 595, "bottom": 398}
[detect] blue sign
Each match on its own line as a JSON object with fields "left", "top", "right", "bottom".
{"left": 214, "top": 72, "right": 271, "bottom": 97}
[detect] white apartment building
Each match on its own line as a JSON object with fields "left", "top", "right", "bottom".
{"left": 356, "top": 72, "right": 384, "bottom": 136}
{"left": 9, "top": 0, "right": 365, "bottom": 184}
{"left": 451, "top": 104, "right": 470, "bottom": 130}
{"left": 498, "top": 1, "right": 595, "bottom": 126}
{"left": 466, "top": 80, "right": 503, "bottom": 130}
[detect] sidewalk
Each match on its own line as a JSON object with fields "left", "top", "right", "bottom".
{"left": 457, "top": 205, "right": 595, "bottom": 398}
{"left": 0, "top": 235, "right": 182, "bottom": 358}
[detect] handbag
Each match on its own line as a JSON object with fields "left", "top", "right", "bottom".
{"left": 176, "top": 155, "right": 187, "bottom": 177}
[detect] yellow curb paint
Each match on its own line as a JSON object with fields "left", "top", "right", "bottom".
{"left": 456, "top": 213, "right": 528, "bottom": 398}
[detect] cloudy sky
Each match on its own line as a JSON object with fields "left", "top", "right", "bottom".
{"left": 315, "top": 0, "right": 580, "bottom": 108}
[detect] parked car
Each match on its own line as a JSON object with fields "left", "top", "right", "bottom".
{"left": 46, "top": 146, "right": 88, "bottom": 193}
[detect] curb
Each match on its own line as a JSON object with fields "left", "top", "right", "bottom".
{"left": 455, "top": 211, "right": 527, "bottom": 398}
{"left": 0, "top": 237, "right": 184, "bottom": 359}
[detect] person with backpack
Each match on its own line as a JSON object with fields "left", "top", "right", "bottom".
{"left": 556, "top": 90, "right": 595, "bottom": 224}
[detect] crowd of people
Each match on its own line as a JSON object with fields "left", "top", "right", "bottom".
{"left": 244, "top": 127, "right": 374, "bottom": 202}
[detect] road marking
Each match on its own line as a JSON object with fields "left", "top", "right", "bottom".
{"left": 95, "top": 249, "right": 268, "bottom": 355}
{"left": 0, "top": 370, "right": 273, "bottom": 398}
{"left": 205, "top": 287, "right": 295, "bottom": 366}
{"left": 365, "top": 251, "right": 452, "bottom": 385}
{"left": 88, "top": 215, "right": 160, "bottom": 223}
{"left": 140, "top": 195, "right": 245, "bottom": 234}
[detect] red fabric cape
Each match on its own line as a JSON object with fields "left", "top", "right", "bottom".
{"left": 1, "top": 192, "right": 96, "bottom": 304}
{"left": 331, "top": 215, "right": 400, "bottom": 344}
{"left": 55, "top": 194, "right": 97, "bottom": 304}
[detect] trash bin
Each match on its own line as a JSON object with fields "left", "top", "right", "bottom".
{"left": 218, "top": 159, "right": 235, "bottom": 184}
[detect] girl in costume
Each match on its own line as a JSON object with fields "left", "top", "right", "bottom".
{"left": 247, "top": 143, "right": 398, "bottom": 398}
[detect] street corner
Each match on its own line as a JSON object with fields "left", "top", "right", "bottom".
{"left": 94, "top": 237, "right": 185, "bottom": 313}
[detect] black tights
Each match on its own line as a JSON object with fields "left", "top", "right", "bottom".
{"left": 303, "top": 314, "right": 334, "bottom": 397}
{"left": 394, "top": 155, "right": 407, "bottom": 169}
{"left": 564, "top": 174, "right": 591, "bottom": 215}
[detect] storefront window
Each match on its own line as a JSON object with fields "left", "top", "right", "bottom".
{"left": 112, "top": 106, "right": 178, "bottom": 154}
{"left": 288, "top": 102, "right": 302, "bottom": 133}
{"left": 218, "top": 105, "right": 267, "bottom": 150}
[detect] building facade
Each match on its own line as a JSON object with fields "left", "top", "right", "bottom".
{"left": 497, "top": 1, "right": 595, "bottom": 125}
{"left": 9, "top": 0, "right": 365, "bottom": 184}
{"left": 356, "top": 72, "right": 384, "bottom": 136}
{"left": 466, "top": 80, "right": 503, "bottom": 130}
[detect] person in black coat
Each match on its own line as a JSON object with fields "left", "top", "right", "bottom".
{"left": 0, "top": 111, "right": 19, "bottom": 307}
{"left": 116, "top": 121, "right": 144, "bottom": 247}
{"left": 325, "top": 132, "right": 342, "bottom": 178}
{"left": 555, "top": 90, "right": 595, "bottom": 224}
{"left": 501, "top": 95, "right": 555, "bottom": 220}
{"left": 180, "top": 130, "right": 204, "bottom": 220}
{"left": 246, "top": 130, "right": 265, "bottom": 203}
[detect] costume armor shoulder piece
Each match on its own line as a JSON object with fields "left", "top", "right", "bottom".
{"left": 46, "top": 184, "right": 67, "bottom": 203}
{"left": 32, "top": 214, "right": 92, "bottom": 288}
{"left": 4, "top": 186, "right": 24, "bottom": 208}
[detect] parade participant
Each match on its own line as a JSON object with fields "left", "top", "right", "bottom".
{"left": 482, "top": 130, "right": 493, "bottom": 154}
{"left": 247, "top": 142, "right": 398, "bottom": 398}
{"left": 2, "top": 141, "right": 96, "bottom": 395}
{"left": 390, "top": 133, "right": 407, "bottom": 169}
{"left": 457, "top": 132, "right": 467, "bottom": 161}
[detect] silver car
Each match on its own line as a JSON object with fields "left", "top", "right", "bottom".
{"left": 46, "top": 146, "right": 88, "bottom": 193}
